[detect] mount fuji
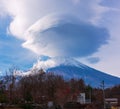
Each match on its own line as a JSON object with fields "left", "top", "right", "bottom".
{"left": 22, "top": 57, "right": 120, "bottom": 87}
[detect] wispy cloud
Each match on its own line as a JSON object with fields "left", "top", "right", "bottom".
{"left": 23, "top": 14, "right": 109, "bottom": 57}
{"left": 1, "top": 0, "right": 120, "bottom": 77}
{"left": 87, "top": 57, "right": 100, "bottom": 64}
{"left": 0, "top": 28, "right": 37, "bottom": 73}
{"left": 0, "top": 0, "right": 110, "bottom": 57}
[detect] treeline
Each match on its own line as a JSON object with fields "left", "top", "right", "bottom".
{"left": 0, "top": 68, "right": 120, "bottom": 107}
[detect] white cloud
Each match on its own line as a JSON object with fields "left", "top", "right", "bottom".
{"left": 1, "top": 0, "right": 120, "bottom": 77}
{"left": 0, "top": 0, "right": 109, "bottom": 57}
{"left": 25, "top": 56, "right": 84, "bottom": 73}
{"left": 22, "top": 14, "right": 109, "bottom": 57}
{"left": 79, "top": 7, "right": 120, "bottom": 77}
{"left": 0, "top": 0, "right": 108, "bottom": 39}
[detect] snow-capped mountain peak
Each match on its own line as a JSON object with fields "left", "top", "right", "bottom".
{"left": 17, "top": 57, "right": 120, "bottom": 87}
{"left": 33, "top": 57, "right": 87, "bottom": 70}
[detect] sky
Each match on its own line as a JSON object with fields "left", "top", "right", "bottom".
{"left": 0, "top": 0, "right": 120, "bottom": 77}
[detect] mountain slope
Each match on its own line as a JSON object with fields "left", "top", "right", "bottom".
{"left": 47, "top": 65, "right": 120, "bottom": 87}
{"left": 24, "top": 57, "right": 120, "bottom": 87}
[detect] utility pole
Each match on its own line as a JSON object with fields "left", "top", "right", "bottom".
{"left": 88, "top": 85, "right": 92, "bottom": 103}
{"left": 101, "top": 80, "right": 105, "bottom": 109}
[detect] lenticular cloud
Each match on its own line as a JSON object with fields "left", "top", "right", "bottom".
{"left": 23, "top": 14, "right": 109, "bottom": 57}
{"left": 0, "top": 0, "right": 110, "bottom": 57}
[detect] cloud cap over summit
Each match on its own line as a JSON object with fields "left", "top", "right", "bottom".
{"left": 23, "top": 14, "right": 109, "bottom": 57}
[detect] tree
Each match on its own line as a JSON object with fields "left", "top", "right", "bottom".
{"left": 0, "top": 80, "right": 7, "bottom": 103}
{"left": 5, "top": 66, "right": 18, "bottom": 103}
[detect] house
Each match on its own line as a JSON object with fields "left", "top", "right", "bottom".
{"left": 105, "top": 98, "right": 119, "bottom": 109}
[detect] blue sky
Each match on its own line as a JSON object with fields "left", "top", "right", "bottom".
{"left": 0, "top": 0, "right": 120, "bottom": 77}
{"left": 0, "top": 16, "right": 37, "bottom": 73}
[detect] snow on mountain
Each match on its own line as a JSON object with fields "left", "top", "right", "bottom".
{"left": 21, "top": 57, "right": 120, "bottom": 87}
{"left": 32, "top": 57, "right": 88, "bottom": 69}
